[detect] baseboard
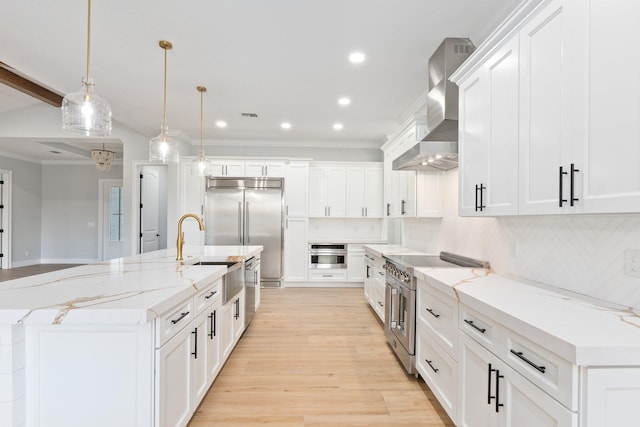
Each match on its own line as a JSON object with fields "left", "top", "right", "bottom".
{"left": 10, "top": 259, "right": 42, "bottom": 268}
{"left": 283, "top": 281, "right": 364, "bottom": 288}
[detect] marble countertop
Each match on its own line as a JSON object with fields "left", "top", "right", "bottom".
{"left": 0, "top": 245, "right": 262, "bottom": 326}
{"left": 363, "top": 244, "right": 429, "bottom": 258}
{"left": 415, "top": 267, "right": 640, "bottom": 366}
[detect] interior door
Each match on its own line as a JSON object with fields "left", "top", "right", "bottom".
{"left": 102, "top": 179, "right": 124, "bottom": 260}
{"left": 141, "top": 167, "right": 160, "bottom": 253}
{"left": 244, "top": 188, "right": 283, "bottom": 283}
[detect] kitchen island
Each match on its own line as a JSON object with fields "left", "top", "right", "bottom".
{"left": 0, "top": 245, "right": 262, "bottom": 427}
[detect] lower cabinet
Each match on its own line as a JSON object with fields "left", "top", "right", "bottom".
{"left": 363, "top": 251, "right": 385, "bottom": 322}
{"left": 458, "top": 332, "right": 577, "bottom": 427}
{"left": 347, "top": 244, "right": 365, "bottom": 282}
{"left": 221, "top": 289, "right": 245, "bottom": 360}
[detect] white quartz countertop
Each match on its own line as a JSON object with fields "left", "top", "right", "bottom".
{"left": 363, "top": 244, "right": 429, "bottom": 258}
{"left": 414, "top": 267, "right": 640, "bottom": 366}
{"left": 0, "top": 245, "right": 262, "bottom": 326}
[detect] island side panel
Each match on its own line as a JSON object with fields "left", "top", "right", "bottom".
{"left": 0, "top": 325, "right": 25, "bottom": 427}
{"left": 25, "top": 323, "right": 154, "bottom": 427}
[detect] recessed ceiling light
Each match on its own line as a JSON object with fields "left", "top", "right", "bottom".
{"left": 333, "top": 123, "right": 343, "bottom": 130}
{"left": 281, "top": 122, "right": 291, "bottom": 129}
{"left": 338, "top": 97, "right": 351, "bottom": 106}
{"left": 216, "top": 121, "right": 227, "bottom": 128}
{"left": 349, "top": 52, "right": 366, "bottom": 64}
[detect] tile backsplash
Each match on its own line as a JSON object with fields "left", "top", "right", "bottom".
{"left": 402, "top": 169, "right": 640, "bottom": 309}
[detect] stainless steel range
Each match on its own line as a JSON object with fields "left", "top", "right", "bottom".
{"left": 384, "top": 251, "right": 489, "bottom": 375}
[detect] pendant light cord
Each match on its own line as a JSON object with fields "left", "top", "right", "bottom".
{"left": 200, "top": 89, "right": 204, "bottom": 156}
{"left": 163, "top": 47, "right": 168, "bottom": 129}
{"left": 86, "top": 0, "right": 92, "bottom": 82}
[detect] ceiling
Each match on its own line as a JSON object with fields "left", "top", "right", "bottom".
{"left": 1, "top": 0, "right": 517, "bottom": 158}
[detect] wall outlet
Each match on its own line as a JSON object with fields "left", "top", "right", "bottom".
{"left": 624, "top": 249, "right": 640, "bottom": 278}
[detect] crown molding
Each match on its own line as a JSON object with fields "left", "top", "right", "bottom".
{"left": 193, "top": 138, "right": 384, "bottom": 149}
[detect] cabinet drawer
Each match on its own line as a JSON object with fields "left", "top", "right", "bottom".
{"left": 156, "top": 298, "right": 194, "bottom": 348}
{"left": 417, "top": 280, "right": 458, "bottom": 360}
{"left": 309, "top": 269, "right": 347, "bottom": 281}
{"left": 459, "top": 305, "right": 500, "bottom": 351}
{"left": 503, "top": 328, "right": 578, "bottom": 411}
{"left": 416, "top": 331, "right": 457, "bottom": 424}
{"left": 194, "top": 279, "right": 221, "bottom": 314}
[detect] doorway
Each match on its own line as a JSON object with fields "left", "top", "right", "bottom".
{"left": 0, "top": 170, "right": 11, "bottom": 269}
{"left": 138, "top": 165, "right": 168, "bottom": 253}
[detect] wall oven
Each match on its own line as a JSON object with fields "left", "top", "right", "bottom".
{"left": 384, "top": 252, "right": 489, "bottom": 375}
{"left": 308, "top": 243, "right": 347, "bottom": 269}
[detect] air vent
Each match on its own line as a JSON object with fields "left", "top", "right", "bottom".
{"left": 241, "top": 112, "right": 258, "bottom": 118}
{"left": 454, "top": 44, "right": 473, "bottom": 54}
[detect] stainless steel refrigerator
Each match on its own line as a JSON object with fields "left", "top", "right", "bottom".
{"left": 204, "top": 177, "right": 283, "bottom": 287}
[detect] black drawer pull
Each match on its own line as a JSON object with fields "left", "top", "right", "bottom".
{"left": 426, "top": 359, "right": 439, "bottom": 373}
{"left": 170, "top": 311, "right": 190, "bottom": 324}
{"left": 510, "top": 349, "right": 546, "bottom": 373}
{"left": 464, "top": 319, "right": 486, "bottom": 334}
{"left": 426, "top": 308, "right": 440, "bottom": 318}
{"left": 377, "top": 301, "right": 384, "bottom": 307}
{"left": 204, "top": 290, "right": 217, "bottom": 300}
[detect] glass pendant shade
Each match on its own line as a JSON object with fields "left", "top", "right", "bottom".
{"left": 149, "top": 126, "right": 180, "bottom": 163}
{"left": 192, "top": 154, "right": 212, "bottom": 176}
{"left": 62, "top": 78, "right": 112, "bottom": 136}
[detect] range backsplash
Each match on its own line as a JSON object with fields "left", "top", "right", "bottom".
{"left": 401, "top": 169, "right": 640, "bottom": 309}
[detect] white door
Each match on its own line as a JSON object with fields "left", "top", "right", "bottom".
{"left": 101, "top": 179, "right": 124, "bottom": 260}
{"left": 141, "top": 167, "right": 160, "bottom": 253}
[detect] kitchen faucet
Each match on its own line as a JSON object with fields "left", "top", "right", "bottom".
{"left": 176, "top": 213, "right": 205, "bottom": 261}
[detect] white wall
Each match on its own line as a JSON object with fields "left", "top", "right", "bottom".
{"left": 200, "top": 144, "right": 383, "bottom": 162}
{"left": 402, "top": 169, "right": 640, "bottom": 309}
{"left": 308, "top": 218, "right": 385, "bottom": 242}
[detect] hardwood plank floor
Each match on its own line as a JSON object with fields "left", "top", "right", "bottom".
{"left": 188, "top": 287, "right": 454, "bottom": 427}
{"left": 0, "top": 264, "right": 81, "bottom": 282}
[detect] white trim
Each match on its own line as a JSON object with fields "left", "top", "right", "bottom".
{"left": 0, "top": 170, "right": 11, "bottom": 269}
{"left": 41, "top": 159, "right": 124, "bottom": 166}
{"left": 197, "top": 138, "right": 383, "bottom": 149}
{"left": 98, "top": 179, "right": 124, "bottom": 262}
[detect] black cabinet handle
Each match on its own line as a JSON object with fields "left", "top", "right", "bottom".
{"left": 401, "top": 200, "right": 406, "bottom": 215}
{"left": 204, "top": 290, "right": 217, "bottom": 300}
{"left": 192, "top": 328, "right": 198, "bottom": 359}
{"left": 475, "top": 184, "right": 479, "bottom": 212}
{"left": 171, "top": 311, "right": 189, "bottom": 325}
{"left": 510, "top": 349, "right": 546, "bottom": 373}
{"left": 488, "top": 363, "right": 495, "bottom": 404}
{"left": 426, "top": 308, "right": 440, "bottom": 318}
{"left": 208, "top": 310, "right": 217, "bottom": 339}
{"left": 366, "top": 265, "right": 371, "bottom": 278}
{"left": 426, "top": 359, "right": 439, "bottom": 373}
{"left": 559, "top": 166, "right": 568, "bottom": 207}
{"left": 495, "top": 369, "right": 504, "bottom": 413}
{"left": 570, "top": 163, "right": 580, "bottom": 206}
{"left": 234, "top": 298, "right": 240, "bottom": 319}
{"left": 386, "top": 203, "right": 391, "bottom": 216}
{"left": 464, "top": 319, "right": 486, "bottom": 334}
{"left": 479, "top": 184, "right": 486, "bottom": 211}
{"left": 377, "top": 301, "right": 384, "bottom": 307}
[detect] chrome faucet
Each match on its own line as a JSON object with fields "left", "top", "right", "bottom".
{"left": 176, "top": 213, "right": 205, "bottom": 261}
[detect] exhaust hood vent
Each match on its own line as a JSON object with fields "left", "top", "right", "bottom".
{"left": 393, "top": 38, "right": 475, "bottom": 172}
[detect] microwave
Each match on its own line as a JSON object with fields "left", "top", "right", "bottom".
{"left": 308, "top": 243, "right": 347, "bottom": 269}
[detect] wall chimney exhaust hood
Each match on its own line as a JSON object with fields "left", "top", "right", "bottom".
{"left": 393, "top": 38, "right": 475, "bottom": 172}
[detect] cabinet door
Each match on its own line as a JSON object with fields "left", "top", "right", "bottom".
{"left": 326, "top": 166, "right": 347, "bottom": 217}
{"left": 518, "top": 0, "right": 574, "bottom": 214}
{"left": 263, "top": 162, "right": 285, "bottom": 177}
{"left": 585, "top": 368, "right": 640, "bottom": 427}
{"left": 347, "top": 250, "right": 364, "bottom": 281}
{"left": 458, "top": 332, "right": 496, "bottom": 427}
{"left": 364, "top": 166, "right": 383, "bottom": 217}
{"left": 485, "top": 37, "right": 519, "bottom": 216}
{"left": 245, "top": 161, "right": 286, "bottom": 177}
{"left": 346, "top": 166, "right": 366, "bottom": 217}
{"left": 156, "top": 325, "right": 194, "bottom": 427}
{"left": 309, "top": 166, "right": 328, "bottom": 217}
{"left": 220, "top": 301, "right": 234, "bottom": 360}
{"left": 193, "top": 310, "right": 210, "bottom": 403}
{"left": 458, "top": 69, "right": 489, "bottom": 216}
{"left": 233, "top": 292, "right": 245, "bottom": 342}
{"left": 284, "top": 217, "right": 308, "bottom": 281}
{"left": 579, "top": 0, "right": 640, "bottom": 213}
{"left": 205, "top": 306, "right": 221, "bottom": 385}
{"left": 224, "top": 161, "right": 245, "bottom": 177}
{"left": 244, "top": 162, "right": 265, "bottom": 177}
{"left": 383, "top": 152, "right": 394, "bottom": 218}
{"left": 285, "top": 162, "right": 309, "bottom": 217}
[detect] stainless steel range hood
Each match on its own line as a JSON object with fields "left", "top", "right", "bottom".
{"left": 393, "top": 38, "right": 475, "bottom": 171}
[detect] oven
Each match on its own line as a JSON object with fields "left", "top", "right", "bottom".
{"left": 308, "top": 243, "right": 347, "bottom": 269}
{"left": 384, "top": 252, "right": 490, "bottom": 375}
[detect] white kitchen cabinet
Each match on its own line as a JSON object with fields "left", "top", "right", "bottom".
{"left": 347, "top": 244, "right": 365, "bottom": 281}
{"left": 458, "top": 35, "right": 519, "bottom": 216}
{"left": 363, "top": 249, "right": 385, "bottom": 322}
{"left": 346, "top": 165, "right": 383, "bottom": 218}
{"left": 308, "top": 268, "right": 347, "bottom": 281}
{"left": 192, "top": 300, "right": 221, "bottom": 403}
{"left": 309, "top": 164, "right": 346, "bottom": 217}
{"left": 221, "top": 289, "right": 244, "bottom": 360}
{"left": 208, "top": 160, "right": 245, "bottom": 177}
{"left": 245, "top": 161, "right": 286, "bottom": 177}
{"left": 284, "top": 161, "right": 309, "bottom": 217}
{"left": 584, "top": 368, "right": 640, "bottom": 426}
{"left": 458, "top": 332, "right": 577, "bottom": 427}
{"left": 284, "top": 217, "right": 308, "bottom": 282}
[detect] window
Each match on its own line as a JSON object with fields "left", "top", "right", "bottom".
{"left": 109, "top": 186, "right": 123, "bottom": 241}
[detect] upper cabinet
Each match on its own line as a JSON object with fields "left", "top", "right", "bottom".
{"left": 245, "top": 161, "right": 286, "bottom": 178}
{"left": 309, "top": 164, "right": 347, "bottom": 218}
{"left": 453, "top": 0, "right": 640, "bottom": 216}
{"left": 208, "top": 160, "right": 245, "bottom": 177}
{"left": 284, "top": 162, "right": 309, "bottom": 217}
{"left": 346, "top": 165, "right": 383, "bottom": 218}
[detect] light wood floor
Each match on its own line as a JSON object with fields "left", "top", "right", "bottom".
{"left": 188, "top": 287, "right": 454, "bottom": 427}
{"left": 0, "top": 264, "right": 81, "bottom": 282}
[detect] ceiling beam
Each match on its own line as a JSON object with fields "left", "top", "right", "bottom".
{"left": 0, "top": 62, "right": 63, "bottom": 107}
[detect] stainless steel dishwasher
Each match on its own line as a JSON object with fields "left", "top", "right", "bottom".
{"left": 244, "top": 256, "right": 260, "bottom": 328}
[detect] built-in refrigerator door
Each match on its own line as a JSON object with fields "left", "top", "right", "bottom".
{"left": 205, "top": 188, "right": 244, "bottom": 245}
{"left": 244, "top": 188, "right": 283, "bottom": 285}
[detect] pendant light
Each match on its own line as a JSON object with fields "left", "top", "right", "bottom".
{"left": 192, "top": 86, "right": 212, "bottom": 176}
{"left": 91, "top": 143, "right": 115, "bottom": 172}
{"left": 61, "top": 0, "right": 112, "bottom": 136}
{"left": 149, "top": 40, "right": 179, "bottom": 163}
